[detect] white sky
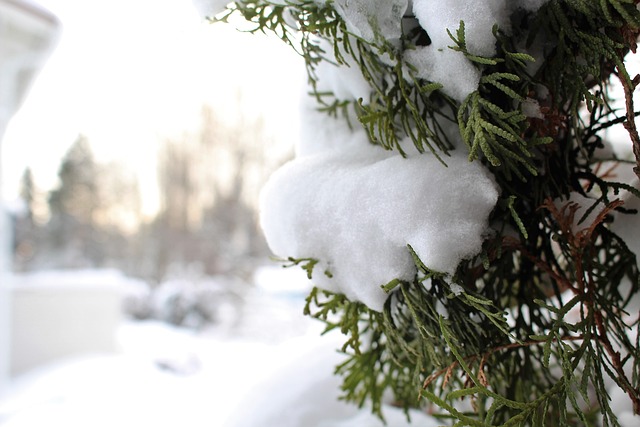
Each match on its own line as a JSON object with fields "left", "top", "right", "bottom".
{"left": 2, "top": 0, "right": 305, "bottom": 216}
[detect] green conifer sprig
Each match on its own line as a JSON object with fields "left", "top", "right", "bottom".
{"left": 534, "top": 0, "right": 636, "bottom": 114}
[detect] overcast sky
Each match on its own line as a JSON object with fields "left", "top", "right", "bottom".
{"left": 2, "top": 0, "right": 305, "bottom": 215}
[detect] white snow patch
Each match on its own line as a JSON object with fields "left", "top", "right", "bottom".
{"left": 331, "top": 0, "right": 408, "bottom": 46}
{"left": 515, "top": 0, "right": 549, "bottom": 12}
{"left": 312, "top": 37, "right": 371, "bottom": 102}
{"left": 608, "top": 383, "right": 640, "bottom": 427}
{"left": 224, "top": 331, "right": 439, "bottom": 427}
{"left": 449, "top": 282, "right": 464, "bottom": 296}
{"left": 521, "top": 97, "right": 544, "bottom": 119}
{"left": 404, "top": 44, "right": 481, "bottom": 102}
{"left": 403, "top": 0, "right": 549, "bottom": 101}
{"left": 260, "top": 143, "right": 499, "bottom": 311}
{"left": 296, "top": 86, "right": 370, "bottom": 156}
{"left": 404, "top": 0, "right": 513, "bottom": 102}
{"left": 0, "top": 321, "right": 442, "bottom": 427}
{"left": 412, "top": 0, "right": 511, "bottom": 58}
{"left": 0, "top": 322, "right": 271, "bottom": 427}
{"left": 191, "top": 0, "right": 230, "bottom": 19}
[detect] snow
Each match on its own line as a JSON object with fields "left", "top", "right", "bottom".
{"left": 405, "top": 0, "right": 548, "bottom": 102}
{"left": 254, "top": 0, "right": 585, "bottom": 312}
{"left": 9, "top": 270, "right": 129, "bottom": 375}
{"left": 0, "top": 323, "right": 440, "bottom": 427}
{"left": 412, "top": 1, "right": 509, "bottom": 58}
{"left": 608, "top": 383, "right": 640, "bottom": 427}
{"left": 0, "top": 270, "right": 442, "bottom": 427}
{"left": 191, "top": 0, "right": 552, "bottom": 104}
{"left": 191, "top": 0, "right": 229, "bottom": 18}
{"left": 0, "top": 322, "right": 277, "bottom": 427}
{"left": 295, "top": 90, "right": 367, "bottom": 156}
{"left": 10, "top": 267, "right": 636, "bottom": 426}
{"left": 225, "top": 331, "right": 439, "bottom": 427}
{"left": 331, "top": 0, "right": 407, "bottom": 46}
{"left": 521, "top": 97, "right": 544, "bottom": 119}
{"left": 192, "top": 0, "right": 550, "bottom": 104}
{"left": 312, "top": 37, "right": 371, "bottom": 103}
{"left": 260, "top": 142, "right": 499, "bottom": 312}
{"left": 404, "top": 44, "right": 481, "bottom": 102}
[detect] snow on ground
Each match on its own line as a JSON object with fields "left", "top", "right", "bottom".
{"left": 0, "top": 266, "right": 441, "bottom": 426}
{"left": 0, "top": 321, "right": 277, "bottom": 427}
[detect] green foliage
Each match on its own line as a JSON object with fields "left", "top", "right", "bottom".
{"left": 215, "top": 0, "right": 640, "bottom": 425}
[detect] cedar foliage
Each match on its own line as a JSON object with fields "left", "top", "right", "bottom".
{"left": 214, "top": 1, "right": 640, "bottom": 425}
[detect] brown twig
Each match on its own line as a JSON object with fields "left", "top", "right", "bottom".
{"left": 617, "top": 69, "right": 640, "bottom": 180}
{"left": 422, "top": 336, "right": 585, "bottom": 390}
{"left": 593, "top": 307, "right": 640, "bottom": 414}
{"left": 502, "top": 235, "right": 576, "bottom": 296}
{"left": 549, "top": 194, "right": 640, "bottom": 413}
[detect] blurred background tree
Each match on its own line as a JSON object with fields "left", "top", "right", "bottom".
{"left": 10, "top": 104, "right": 279, "bottom": 286}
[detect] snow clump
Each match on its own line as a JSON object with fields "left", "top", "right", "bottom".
{"left": 307, "top": 0, "right": 550, "bottom": 102}
{"left": 404, "top": 0, "right": 548, "bottom": 102}
{"left": 330, "top": 0, "right": 407, "bottom": 46}
{"left": 403, "top": 45, "right": 481, "bottom": 103}
{"left": 193, "top": 0, "right": 550, "bottom": 102}
{"left": 260, "top": 143, "right": 499, "bottom": 312}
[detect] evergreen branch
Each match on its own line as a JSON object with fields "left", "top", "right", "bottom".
{"left": 421, "top": 389, "right": 490, "bottom": 427}
{"left": 459, "top": 91, "right": 537, "bottom": 179}
{"left": 214, "top": 1, "right": 640, "bottom": 425}
{"left": 423, "top": 335, "right": 586, "bottom": 389}
{"left": 506, "top": 196, "right": 529, "bottom": 239}
{"left": 281, "top": 256, "right": 320, "bottom": 279}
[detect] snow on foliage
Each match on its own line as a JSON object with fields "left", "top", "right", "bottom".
{"left": 403, "top": 45, "right": 481, "bottom": 103}
{"left": 405, "top": 0, "right": 548, "bottom": 101}
{"left": 316, "top": 0, "right": 549, "bottom": 102}
{"left": 312, "top": 37, "right": 371, "bottom": 103}
{"left": 260, "top": 140, "right": 499, "bottom": 311}
{"left": 330, "top": 0, "right": 406, "bottom": 46}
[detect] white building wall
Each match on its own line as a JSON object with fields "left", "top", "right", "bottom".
{"left": 0, "top": 0, "right": 60, "bottom": 391}
{"left": 9, "top": 271, "right": 125, "bottom": 376}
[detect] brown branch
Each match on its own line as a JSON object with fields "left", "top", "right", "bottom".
{"left": 594, "top": 308, "right": 640, "bottom": 414}
{"left": 617, "top": 69, "right": 640, "bottom": 180}
{"left": 575, "top": 196, "right": 640, "bottom": 413}
{"left": 502, "top": 235, "right": 576, "bottom": 296}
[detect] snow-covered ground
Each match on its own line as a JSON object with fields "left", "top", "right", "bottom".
{"left": 0, "top": 321, "right": 268, "bottom": 426}
{"left": 0, "top": 267, "right": 440, "bottom": 426}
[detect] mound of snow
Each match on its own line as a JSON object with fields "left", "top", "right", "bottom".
{"left": 260, "top": 142, "right": 499, "bottom": 311}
